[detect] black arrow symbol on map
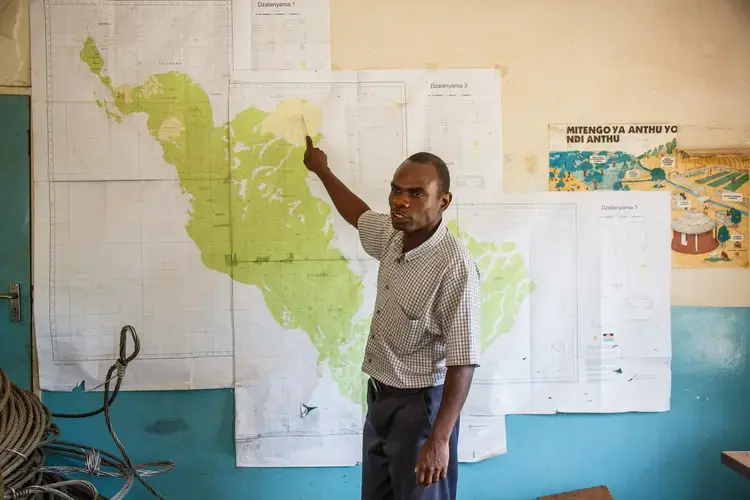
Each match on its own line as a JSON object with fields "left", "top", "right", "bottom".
{"left": 300, "top": 403, "right": 318, "bottom": 418}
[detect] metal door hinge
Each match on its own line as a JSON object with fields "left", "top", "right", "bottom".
{"left": 0, "top": 283, "right": 21, "bottom": 322}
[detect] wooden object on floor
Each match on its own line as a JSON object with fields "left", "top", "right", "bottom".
{"left": 538, "top": 485, "right": 613, "bottom": 500}
{"left": 721, "top": 451, "right": 750, "bottom": 480}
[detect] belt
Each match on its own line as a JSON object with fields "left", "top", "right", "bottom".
{"left": 369, "top": 378, "right": 431, "bottom": 395}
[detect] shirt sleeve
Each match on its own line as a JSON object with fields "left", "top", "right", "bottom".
{"left": 357, "top": 210, "right": 393, "bottom": 261}
{"left": 438, "top": 258, "right": 481, "bottom": 367}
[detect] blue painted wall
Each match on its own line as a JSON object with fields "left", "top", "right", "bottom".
{"left": 40, "top": 306, "right": 750, "bottom": 500}
{"left": 0, "top": 95, "right": 32, "bottom": 390}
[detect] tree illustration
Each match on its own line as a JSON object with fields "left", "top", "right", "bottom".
{"left": 578, "top": 160, "right": 593, "bottom": 178}
{"left": 612, "top": 180, "right": 630, "bottom": 191}
{"left": 729, "top": 207, "right": 742, "bottom": 227}
{"left": 585, "top": 169, "right": 603, "bottom": 190}
{"left": 717, "top": 225, "right": 730, "bottom": 248}
{"left": 651, "top": 167, "right": 667, "bottom": 187}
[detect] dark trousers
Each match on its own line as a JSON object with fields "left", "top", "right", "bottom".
{"left": 361, "top": 378, "right": 459, "bottom": 500}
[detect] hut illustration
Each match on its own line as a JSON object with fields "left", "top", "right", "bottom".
{"left": 671, "top": 210, "right": 719, "bottom": 254}
{"left": 715, "top": 209, "right": 731, "bottom": 227}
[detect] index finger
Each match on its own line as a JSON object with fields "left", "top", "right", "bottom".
{"left": 305, "top": 135, "right": 313, "bottom": 149}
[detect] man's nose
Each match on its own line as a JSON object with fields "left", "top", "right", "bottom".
{"left": 392, "top": 195, "right": 408, "bottom": 208}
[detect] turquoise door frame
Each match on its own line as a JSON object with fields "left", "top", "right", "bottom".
{"left": 0, "top": 94, "right": 32, "bottom": 390}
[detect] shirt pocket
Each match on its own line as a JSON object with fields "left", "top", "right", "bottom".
{"left": 393, "top": 280, "right": 435, "bottom": 321}
{"left": 387, "top": 296, "right": 429, "bottom": 355}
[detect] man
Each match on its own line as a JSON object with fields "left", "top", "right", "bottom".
{"left": 303, "top": 136, "right": 480, "bottom": 500}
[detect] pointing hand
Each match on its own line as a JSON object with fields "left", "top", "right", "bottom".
{"left": 303, "top": 135, "right": 328, "bottom": 174}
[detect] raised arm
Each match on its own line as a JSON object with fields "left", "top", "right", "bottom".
{"left": 303, "top": 135, "right": 370, "bottom": 228}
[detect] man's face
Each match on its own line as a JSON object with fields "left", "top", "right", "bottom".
{"left": 388, "top": 161, "right": 451, "bottom": 233}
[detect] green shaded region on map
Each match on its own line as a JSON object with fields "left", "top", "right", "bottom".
{"left": 81, "top": 35, "right": 534, "bottom": 405}
{"left": 81, "top": 36, "right": 367, "bottom": 405}
{"left": 447, "top": 220, "right": 536, "bottom": 350}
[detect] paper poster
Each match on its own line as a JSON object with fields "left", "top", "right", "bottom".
{"left": 460, "top": 191, "right": 672, "bottom": 416}
{"left": 229, "top": 69, "right": 505, "bottom": 466}
{"left": 30, "top": 0, "right": 236, "bottom": 391}
{"left": 549, "top": 124, "right": 749, "bottom": 268}
{"left": 231, "top": 0, "right": 331, "bottom": 72}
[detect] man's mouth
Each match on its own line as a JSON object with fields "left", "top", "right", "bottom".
{"left": 391, "top": 212, "right": 408, "bottom": 221}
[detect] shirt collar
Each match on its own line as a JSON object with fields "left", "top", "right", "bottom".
{"left": 399, "top": 218, "right": 447, "bottom": 262}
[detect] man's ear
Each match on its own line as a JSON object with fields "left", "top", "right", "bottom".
{"left": 439, "top": 192, "right": 453, "bottom": 212}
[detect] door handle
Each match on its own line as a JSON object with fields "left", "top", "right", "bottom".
{"left": 0, "top": 283, "right": 21, "bottom": 322}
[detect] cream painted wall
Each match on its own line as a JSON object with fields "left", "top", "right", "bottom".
{"left": 2, "top": 0, "right": 749, "bottom": 305}
{"left": 0, "top": 0, "right": 29, "bottom": 92}
{"left": 331, "top": 0, "right": 750, "bottom": 306}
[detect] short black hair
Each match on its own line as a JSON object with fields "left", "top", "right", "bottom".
{"left": 405, "top": 152, "right": 450, "bottom": 194}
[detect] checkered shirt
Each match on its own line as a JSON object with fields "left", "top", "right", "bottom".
{"left": 357, "top": 210, "right": 481, "bottom": 389}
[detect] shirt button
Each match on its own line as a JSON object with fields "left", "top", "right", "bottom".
{"left": 376, "top": 309, "right": 381, "bottom": 314}
{"left": 385, "top": 285, "right": 389, "bottom": 290}
{"left": 367, "top": 358, "right": 372, "bottom": 363}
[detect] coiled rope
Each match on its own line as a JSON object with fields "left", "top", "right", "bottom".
{"left": 0, "top": 325, "right": 175, "bottom": 499}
